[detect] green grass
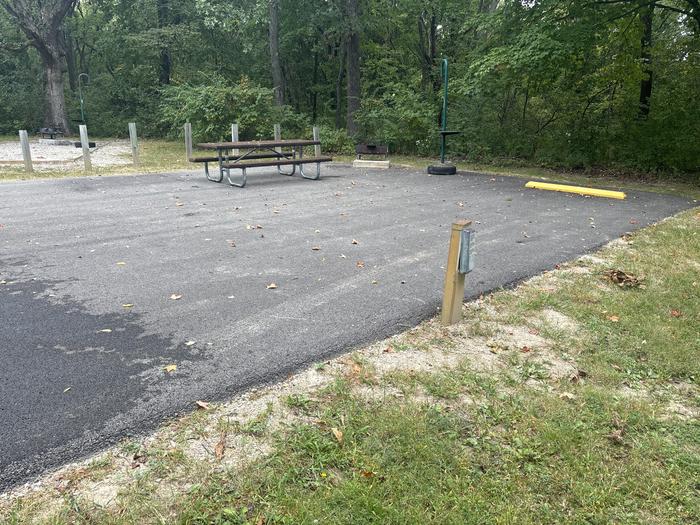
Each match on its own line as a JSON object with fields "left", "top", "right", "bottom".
{"left": 1, "top": 208, "right": 698, "bottom": 523}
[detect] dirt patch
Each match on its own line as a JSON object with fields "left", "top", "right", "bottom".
{"left": 0, "top": 140, "right": 132, "bottom": 171}
{"left": 539, "top": 309, "right": 579, "bottom": 333}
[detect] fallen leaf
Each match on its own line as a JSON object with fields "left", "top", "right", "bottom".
{"left": 339, "top": 254, "right": 347, "bottom": 259}
{"left": 331, "top": 427, "right": 344, "bottom": 444}
{"left": 670, "top": 309, "right": 682, "bottom": 318}
{"left": 122, "top": 303, "right": 134, "bottom": 308}
{"left": 184, "top": 340, "right": 196, "bottom": 346}
{"left": 559, "top": 392, "right": 576, "bottom": 401}
{"left": 569, "top": 369, "right": 588, "bottom": 383}
{"left": 606, "top": 429, "right": 624, "bottom": 445}
{"left": 351, "top": 239, "right": 359, "bottom": 245}
{"left": 63, "top": 387, "right": 71, "bottom": 393}
{"left": 383, "top": 346, "right": 394, "bottom": 353}
{"left": 170, "top": 294, "right": 182, "bottom": 300}
{"left": 360, "top": 470, "right": 375, "bottom": 478}
{"left": 214, "top": 432, "right": 226, "bottom": 460}
{"left": 175, "top": 202, "right": 184, "bottom": 207}
{"left": 195, "top": 400, "right": 211, "bottom": 410}
{"left": 458, "top": 202, "right": 464, "bottom": 207}
{"left": 98, "top": 328, "right": 112, "bottom": 333}
{"left": 629, "top": 219, "right": 638, "bottom": 224}
{"left": 164, "top": 364, "right": 177, "bottom": 373}
{"left": 227, "top": 240, "right": 236, "bottom": 247}
{"left": 607, "top": 315, "right": 620, "bottom": 322}
{"left": 604, "top": 269, "right": 643, "bottom": 288}
{"left": 267, "top": 283, "right": 278, "bottom": 289}
{"left": 528, "top": 328, "right": 540, "bottom": 336}
{"left": 371, "top": 280, "right": 378, "bottom": 285}
{"left": 356, "top": 260, "right": 365, "bottom": 268}
{"left": 116, "top": 261, "right": 126, "bottom": 266}
{"left": 521, "top": 346, "right": 531, "bottom": 353}
{"left": 311, "top": 246, "right": 321, "bottom": 251}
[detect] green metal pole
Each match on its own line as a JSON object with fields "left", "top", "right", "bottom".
{"left": 440, "top": 58, "right": 449, "bottom": 163}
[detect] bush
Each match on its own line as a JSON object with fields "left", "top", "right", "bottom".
{"left": 160, "top": 75, "right": 308, "bottom": 142}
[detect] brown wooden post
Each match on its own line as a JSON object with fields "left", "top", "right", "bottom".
{"left": 441, "top": 219, "right": 472, "bottom": 325}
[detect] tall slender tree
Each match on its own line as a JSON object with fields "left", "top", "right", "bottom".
{"left": 1, "top": 0, "right": 77, "bottom": 131}
{"left": 269, "top": 0, "right": 285, "bottom": 105}
{"left": 346, "top": 0, "right": 360, "bottom": 135}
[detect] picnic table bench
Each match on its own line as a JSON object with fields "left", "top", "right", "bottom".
{"left": 193, "top": 139, "right": 332, "bottom": 188}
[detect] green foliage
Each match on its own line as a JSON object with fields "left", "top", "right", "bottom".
{"left": 160, "top": 76, "right": 307, "bottom": 141}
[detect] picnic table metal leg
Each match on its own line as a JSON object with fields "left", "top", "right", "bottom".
{"left": 226, "top": 167, "right": 247, "bottom": 188}
{"left": 206, "top": 152, "right": 224, "bottom": 182}
{"left": 299, "top": 145, "right": 321, "bottom": 180}
{"left": 278, "top": 146, "right": 296, "bottom": 176}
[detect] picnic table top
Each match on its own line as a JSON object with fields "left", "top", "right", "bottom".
{"left": 197, "top": 139, "right": 320, "bottom": 150}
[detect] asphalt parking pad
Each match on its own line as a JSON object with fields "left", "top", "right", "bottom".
{"left": 0, "top": 166, "right": 694, "bottom": 489}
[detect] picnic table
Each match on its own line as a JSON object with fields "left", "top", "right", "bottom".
{"left": 194, "top": 139, "right": 332, "bottom": 188}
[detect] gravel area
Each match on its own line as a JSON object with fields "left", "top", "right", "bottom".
{"left": 0, "top": 139, "right": 132, "bottom": 170}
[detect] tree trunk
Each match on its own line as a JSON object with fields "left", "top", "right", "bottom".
{"left": 269, "top": 0, "right": 285, "bottom": 105}
{"left": 44, "top": 52, "right": 71, "bottom": 130}
{"left": 346, "top": 0, "right": 361, "bottom": 136}
{"left": 0, "top": 0, "right": 77, "bottom": 132}
{"left": 335, "top": 43, "right": 346, "bottom": 129}
{"left": 157, "top": 0, "right": 171, "bottom": 85}
{"left": 417, "top": 12, "right": 438, "bottom": 93}
{"left": 638, "top": 3, "right": 654, "bottom": 118}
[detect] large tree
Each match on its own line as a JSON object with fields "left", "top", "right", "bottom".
{"left": 1, "top": 0, "right": 77, "bottom": 131}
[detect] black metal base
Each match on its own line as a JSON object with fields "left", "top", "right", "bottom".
{"left": 427, "top": 163, "right": 457, "bottom": 175}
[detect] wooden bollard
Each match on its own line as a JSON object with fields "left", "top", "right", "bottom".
{"left": 79, "top": 124, "right": 92, "bottom": 171}
{"left": 441, "top": 219, "right": 472, "bottom": 325}
{"left": 231, "top": 123, "right": 240, "bottom": 156}
{"left": 128, "top": 122, "right": 139, "bottom": 166}
{"left": 184, "top": 122, "right": 193, "bottom": 161}
{"left": 313, "top": 126, "right": 321, "bottom": 157}
{"left": 273, "top": 123, "right": 282, "bottom": 154}
{"left": 19, "top": 130, "right": 33, "bottom": 173}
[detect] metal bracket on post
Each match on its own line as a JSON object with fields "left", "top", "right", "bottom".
{"left": 441, "top": 219, "right": 473, "bottom": 326}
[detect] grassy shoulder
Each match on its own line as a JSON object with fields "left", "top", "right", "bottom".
{"left": 2, "top": 210, "right": 698, "bottom": 524}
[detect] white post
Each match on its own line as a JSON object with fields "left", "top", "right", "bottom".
{"left": 231, "top": 123, "right": 239, "bottom": 156}
{"left": 19, "top": 130, "right": 33, "bottom": 173}
{"left": 79, "top": 124, "right": 92, "bottom": 172}
{"left": 313, "top": 126, "right": 321, "bottom": 157}
{"left": 273, "top": 123, "right": 282, "bottom": 154}
{"left": 128, "top": 122, "right": 139, "bottom": 166}
{"left": 184, "top": 122, "right": 193, "bottom": 160}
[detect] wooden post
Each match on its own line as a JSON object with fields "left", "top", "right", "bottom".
{"left": 273, "top": 123, "right": 282, "bottom": 154}
{"left": 128, "top": 122, "right": 139, "bottom": 166}
{"left": 313, "top": 126, "right": 321, "bottom": 157}
{"left": 441, "top": 219, "right": 472, "bottom": 325}
{"left": 184, "top": 122, "right": 193, "bottom": 161}
{"left": 79, "top": 124, "right": 92, "bottom": 172}
{"left": 231, "top": 123, "right": 239, "bottom": 156}
{"left": 19, "top": 130, "right": 33, "bottom": 173}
